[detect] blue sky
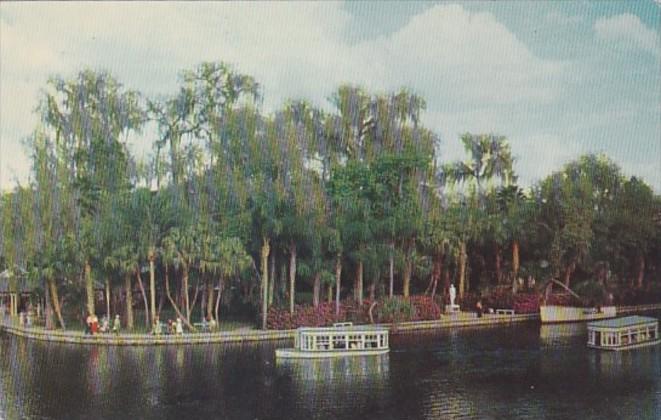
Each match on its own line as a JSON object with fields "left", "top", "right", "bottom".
{"left": 1, "top": 1, "right": 659, "bottom": 191}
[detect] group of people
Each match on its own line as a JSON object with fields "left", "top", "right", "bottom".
{"left": 18, "top": 311, "right": 33, "bottom": 327}
{"left": 152, "top": 316, "right": 184, "bottom": 335}
{"left": 86, "top": 313, "right": 121, "bottom": 335}
{"left": 151, "top": 316, "right": 218, "bottom": 335}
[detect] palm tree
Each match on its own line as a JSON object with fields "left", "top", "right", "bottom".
{"left": 440, "top": 133, "right": 514, "bottom": 298}
{"left": 496, "top": 185, "right": 528, "bottom": 291}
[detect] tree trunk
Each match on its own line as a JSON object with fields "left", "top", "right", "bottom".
{"left": 112, "top": 287, "right": 121, "bottom": 318}
{"left": 636, "top": 255, "right": 645, "bottom": 289}
{"left": 189, "top": 278, "right": 201, "bottom": 320}
{"left": 260, "top": 237, "right": 270, "bottom": 330}
{"left": 495, "top": 244, "right": 503, "bottom": 285}
{"left": 431, "top": 254, "right": 442, "bottom": 301}
{"left": 443, "top": 268, "right": 450, "bottom": 302}
{"left": 389, "top": 242, "right": 394, "bottom": 298}
{"left": 355, "top": 260, "right": 364, "bottom": 304}
{"left": 403, "top": 242, "right": 413, "bottom": 298}
{"left": 279, "top": 262, "right": 287, "bottom": 306}
{"left": 207, "top": 279, "right": 214, "bottom": 321}
{"left": 125, "top": 273, "right": 134, "bottom": 330}
{"left": 327, "top": 284, "right": 333, "bottom": 304}
{"left": 335, "top": 253, "right": 342, "bottom": 317}
{"left": 214, "top": 277, "right": 223, "bottom": 324}
{"left": 269, "top": 252, "right": 276, "bottom": 306}
{"left": 48, "top": 278, "right": 65, "bottom": 329}
{"left": 369, "top": 276, "right": 376, "bottom": 301}
{"left": 512, "top": 240, "right": 520, "bottom": 294}
{"left": 105, "top": 278, "right": 111, "bottom": 318}
{"left": 164, "top": 265, "right": 197, "bottom": 331}
{"left": 85, "top": 261, "right": 95, "bottom": 316}
{"left": 289, "top": 243, "right": 297, "bottom": 315}
{"left": 459, "top": 241, "right": 467, "bottom": 300}
{"left": 182, "top": 263, "right": 190, "bottom": 323}
{"left": 200, "top": 285, "right": 206, "bottom": 320}
{"left": 136, "top": 271, "right": 149, "bottom": 327}
{"left": 563, "top": 261, "right": 576, "bottom": 288}
{"left": 149, "top": 251, "right": 156, "bottom": 325}
{"left": 512, "top": 240, "right": 520, "bottom": 279}
{"left": 44, "top": 278, "right": 53, "bottom": 330}
{"left": 312, "top": 273, "right": 321, "bottom": 308}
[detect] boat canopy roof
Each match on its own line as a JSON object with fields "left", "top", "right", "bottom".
{"left": 588, "top": 316, "right": 657, "bottom": 330}
{"left": 298, "top": 324, "right": 389, "bottom": 333}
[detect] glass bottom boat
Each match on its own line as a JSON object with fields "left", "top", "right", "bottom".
{"left": 275, "top": 322, "right": 389, "bottom": 359}
{"left": 587, "top": 316, "right": 659, "bottom": 351}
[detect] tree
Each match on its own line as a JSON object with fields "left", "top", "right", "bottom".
{"left": 39, "top": 70, "right": 144, "bottom": 318}
{"left": 440, "top": 134, "right": 513, "bottom": 298}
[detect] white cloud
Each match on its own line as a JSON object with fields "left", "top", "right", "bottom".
{"left": 510, "top": 134, "right": 584, "bottom": 184}
{"left": 1, "top": 3, "right": 657, "bottom": 193}
{"left": 364, "top": 5, "right": 566, "bottom": 106}
{"left": 594, "top": 13, "right": 659, "bottom": 53}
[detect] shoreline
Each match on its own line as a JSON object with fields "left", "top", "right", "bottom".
{"left": 1, "top": 303, "right": 659, "bottom": 346}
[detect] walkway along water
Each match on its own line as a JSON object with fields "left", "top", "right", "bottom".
{"left": 1, "top": 303, "right": 659, "bottom": 346}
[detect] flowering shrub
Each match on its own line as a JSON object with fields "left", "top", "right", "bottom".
{"left": 265, "top": 295, "right": 442, "bottom": 329}
{"left": 266, "top": 302, "right": 347, "bottom": 330}
{"left": 512, "top": 293, "right": 541, "bottom": 313}
{"left": 468, "top": 289, "right": 541, "bottom": 313}
{"left": 481, "top": 288, "right": 514, "bottom": 310}
{"left": 545, "top": 292, "right": 577, "bottom": 306}
{"left": 407, "top": 296, "right": 442, "bottom": 321}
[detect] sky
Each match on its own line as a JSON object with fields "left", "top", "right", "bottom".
{"left": 1, "top": 1, "right": 659, "bottom": 191}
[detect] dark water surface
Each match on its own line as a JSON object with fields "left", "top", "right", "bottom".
{"left": 1, "top": 318, "right": 659, "bottom": 420}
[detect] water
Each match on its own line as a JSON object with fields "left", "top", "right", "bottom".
{"left": 0, "top": 319, "right": 659, "bottom": 420}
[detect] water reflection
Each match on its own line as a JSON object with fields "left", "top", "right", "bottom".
{"left": 539, "top": 323, "right": 586, "bottom": 347}
{"left": 276, "top": 354, "right": 391, "bottom": 417}
{"left": 277, "top": 353, "right": 389, "bottom": 384}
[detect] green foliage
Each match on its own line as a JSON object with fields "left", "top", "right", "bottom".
{"left": 1, "top": 64, "right": 659, "bottom": 329}
{"left": 377, "top": 297, "right": 415, "bottom": 323}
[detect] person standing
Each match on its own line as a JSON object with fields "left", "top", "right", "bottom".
{"left": 175, "top": 318, "right": 184, "bottom": 335}
{"left": 152, "top": 316, "right": 162, "bottom": 335}
{"left": 91, "top": 314, "right": 99, "bottom": 335}
{"left": 101, "top": 315, "right": 109, "bottom": 333}
{"left": 112, "top": 314, "right": 121, "bottom": 335}
{"left": 85, "top": 313, "right": 92, "bottom": 335}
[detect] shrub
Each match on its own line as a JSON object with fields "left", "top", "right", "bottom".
{"left": 377, "top": 297, "right": 415, "bottom": 323}
{"left": 512, "top": 293, "right": 541, "bottom": 313}
{"left": 265, "top": 295, "right": 442, "bottom": 329}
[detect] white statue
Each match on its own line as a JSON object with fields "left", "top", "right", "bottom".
{"left": 449, "top": 284, "right": 457, "bottom": 306}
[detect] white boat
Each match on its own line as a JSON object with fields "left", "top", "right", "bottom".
{"left": 587, "top": 316, "right": 659, "bottom": 351}
{"left": 275, "top": 322, "right": 389, "bottom": 359}
{"left": 540, "top": 305, "right": 616, "bottom": 323}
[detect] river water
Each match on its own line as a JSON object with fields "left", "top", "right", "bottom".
{"left": 0, "top": 318, "right": 659, "bottom": 420}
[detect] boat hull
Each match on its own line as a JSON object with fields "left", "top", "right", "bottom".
{"left": 275, "top": 348, "right": 389, "bottom": 359}
{"left": 540, "top": 305, "right": 616, "bottom": 323}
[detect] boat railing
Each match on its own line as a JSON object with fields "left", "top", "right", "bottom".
{"left": 295, "top": 327, "right": 388, "bottom": 352}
